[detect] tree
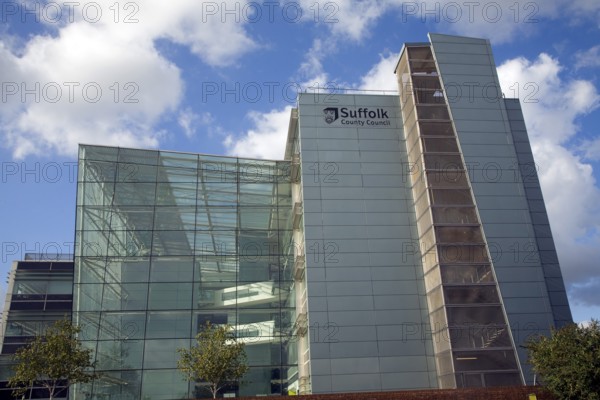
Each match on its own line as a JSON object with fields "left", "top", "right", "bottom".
{"left": 177, "top": 322, "right": 249, "bottom": 398}
{"left": 526, "top": 319, "right": 600, "bottom": 400}
{"left": 8, "top": 319, "right": 99, "bottom": 400}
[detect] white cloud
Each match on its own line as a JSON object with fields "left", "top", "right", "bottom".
{"left": 0, "top": 24, "right": 181, "bottom": 158}
{"left": 425, "top": 0, "right": 600, "bottom": 44}
{"left": 224, "top": 47, "right": 404, "bottom": 160}
{"left": 29, "top": 1, "right": 259, "bottom": 67}
{"left": 575, "top": 45, "right": 600, "bottom": 70}
{"left": 178, "top": 108, "right": 213, "bottom": 138}
{"left": 297, "top": 38, "right": 333, "bottom": 90}
{"left": 0, "top": 1, "right": 259, "bottom": 159}
{"left": 294, "top": 0, "right": 386, "bottom": 42}
{"left": 295, "top": 0, "right": 599, "bottom": 44}
{"left": 224, "top": 50, "right": 402, "bottom": 161}
{"left": 498, "top": 54, "right": 598, "bottom": 143}
{"left": 578, "top": 137, "right": 600, "bottom": 161}
{"left": 358, "top": 52, "right": 400, "bottom": 92}
{"left": 125, "top": 0, "right": 258, "bottom": 67}
{"left": 224, "top": 106, "right": 293, "bottom": 160}
{"left": 497, "top": 54, "right": 600, "bottom": 306}
{"left": 323, "top": 0, "right": 387, "bottom": 42}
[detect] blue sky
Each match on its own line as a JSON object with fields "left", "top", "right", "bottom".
{"left": 1, "top": 0, "right": 599, "bottom": 323}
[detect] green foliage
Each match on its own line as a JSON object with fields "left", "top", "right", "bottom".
{"left": 177, "top": 322, "right": 248, "bottom": 398}
{"left": 526, "top": 319, "right": 600, "bottom": 400}
{"left": 8, "top": 319, "right": 99, "bottom": 399}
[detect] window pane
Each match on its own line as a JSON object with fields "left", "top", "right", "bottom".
{"left": 410, "top": 60, "right": 437, "bottom": 74}
{"left": 141, "top": 369, "right": 189, "bottom": 400}
{"left": 154, "top": 207, "right": 195, "bottom": 230}
{"left": 144, "top": 339, "right": 190, "bottom": 369}
{"left": 103, "top": 283, "right": 148, "bottom": 311}
{"left": 412, "top": 76, "right": 442, "bottom": 91}
{"left": 427, "top": 170, "right": 469, "bottom": 192}
{"left": 446, "top": 306, "right": 506, "bottom": 326}
{"left": 118, "top": 148, "right": 158, "bottom": 165}
{"left": 152, "top": 231, "right": 194, "bottom": 256}
{"left": 408, "top": 46, "right": 433, "bottom": 60}
{"left": 444, "top": 286, "right": 499, "bottom": 305}
{"left": 440, "top": 265, "right": 494, "bottom": 284}
{"left": 435, "top": 226, "right": 484, "bottom": 244}
{"left": 449, "top": 325, "right": 511, "bottom": 350}
{"left": 424, "top": 154, "right": 463, "bottom": 170}
{"left": 117, "top": 163, "right": 157, "bottom": 183}
{"left": 99, "top": 312, "right": 146, "bottom": 341}
{"left": 147, "top": 283, "right": 193, "bottom": 310}
{"left": 453, "top": 350, "right": 518, "bottom": 372}
{"left": 146, "top": 312, "right": 192, "bottom": 338}
{"left": 114, "top": 182, "right": 156, "bottom": 206}
{"left": 484, "top": 372, "right": 522, "bottom": 386}
{"left": 417, "top": 105, "right": 449, "bottom": 120}
{"left": 430, "top": 189, "right": 473, "bottom": 206}
{"left": 96, "top": 340, "right": 144, "bottom": 370}
{"left": 419, "top": 121, "right": 454, "bottom": 136}
{"left": 438, "top": 245, "right": 489, "bottom": 263}
{"left": 422, "top": 138, "right": 459, "bottom": 153}
{"left": 414, "top": 89, "right": 445, "bottom": 104}
{"left": 150, "top": 257, "right": 194, "bottom": 282}
{"left": 432, "top": 207, "right": 478, "bottom": 224}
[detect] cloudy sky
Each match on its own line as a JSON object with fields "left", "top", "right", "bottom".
{"left": 0, "top": 0, "right": 599, "bottom": 322}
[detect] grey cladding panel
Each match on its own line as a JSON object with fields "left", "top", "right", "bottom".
{"left": 297, "top": 90, "right": 423, "bottom": 390}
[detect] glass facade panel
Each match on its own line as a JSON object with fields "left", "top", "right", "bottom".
{"left": 147, "top": 282, "right": 193, "bottom": 310}
{"left": 143, "top": 339, "right": 190, "bottom": 369}
{"left": 145, "top": 311, "right": 192, "bottom": 339}
{"left": 430, "top": 189, "right": 473, "bottom": 206}
{"left": 407, "top": 46, "right": 434, "bottom": 60}
{"left": 412, "top": 76, "right": 442, "bottom": 91}
{"left": 438, "top": 245, "right": 489, "bottom": 264}
{"left": 427, "top": 171, "right": 468, "bottom": 189}
{"left": 414, "top": 89, "right": 446, "bottom": 104}
{"left": 453, "top": 350, "right": 518, "bottom": 372}
{"left": 432, "top": 207, "right": 478, "bottom": 224}
{"left": 419, "top": 121, "right": 454, "bottom": 136}
{"left": 446, "top": 306, "right": 506, "bottom": 326}
{"left": 483, "top": 372, "right": 522, "bottom": 386}
{"left": 141, "top": 369, "right": 189, "bottom": 400}
{"left": 444, "top": 286, "right": 499, "bottom": 305}
{"left": 422, "top": 138, "right": 459, "bottom": 153}
{"left": 449, "top": 325, "right": 511, "bottom": 350}
{"left": 440, "top": 265, "right": 494, "bottom": 284}
{"left": 95, "top": 339, "right": 145, "bottom": 370}
{"left": 102, "top": 283, "right": 148, "bottom": 311}
{"left": 73, "top": 145, "right": 295, "bottom": 399}
{"left": 435, "top": 226, "right": 484, "bottom": 244}
{"left": 410, "top": 60, "right": 437, "bottom": 74}
{"left": 150, "top": 257, "right": 194, "bottom": 282}
{"left": 417, "top": 105, "right": 449, "bottom": 120}
{"left": 398, "top": 43, "right": 523, "bottom": 389}
{"left": 424, "top": 154, "right": 463, "bottom": 170}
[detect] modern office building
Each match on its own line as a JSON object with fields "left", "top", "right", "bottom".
{"left": 1, "top": 33, "right": 571, "bottom": 399}
{"left": 0, "top": 256, "right": 74, "bottom": 399}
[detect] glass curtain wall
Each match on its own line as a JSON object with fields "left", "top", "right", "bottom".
{"left": 0, "top": 261, "right": 73, "bottom": 400}
{"left": 73, "top": 145, "right": 295, "bottom": 399}
{"left": 397, "top": 46, "right": 522, "bottom": 388}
